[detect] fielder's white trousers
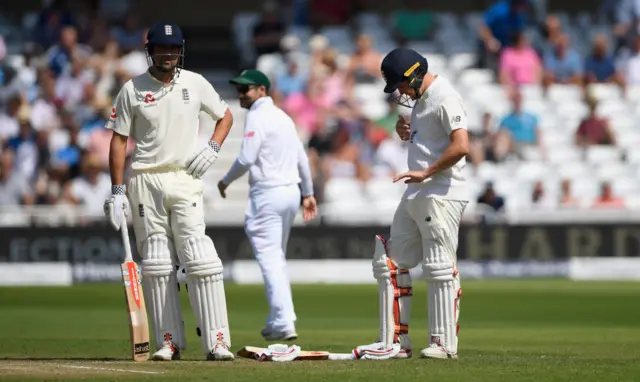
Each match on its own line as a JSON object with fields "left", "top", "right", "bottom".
{"left": 244, "top": 184, "right": 300, "bottom": 332}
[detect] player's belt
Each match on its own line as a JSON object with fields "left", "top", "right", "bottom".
{"left": 133, "top": 165, "right": 185, "bottom": 174}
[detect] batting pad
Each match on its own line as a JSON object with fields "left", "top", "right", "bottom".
{"left": 141, "top": 235, "right": 186, "bottom": 351}
{"left": 424, "top": 262, "right": 461, "bottom": 355}
{"left": 372, "top": 235, "right": 412, "bottom": 352}
{"left": 182, "top": 236, "right": 231, "bottom": 355}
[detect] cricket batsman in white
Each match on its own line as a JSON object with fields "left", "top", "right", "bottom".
{"left": 103, "top": 21, "right": 236, "bottom": 361}
{"left": 217, "top": 69, "right": 317, "bottom": 341}
{"left": 353, "top": 48, "right": 469, "bottom": 360}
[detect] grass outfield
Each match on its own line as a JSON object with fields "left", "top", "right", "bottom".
{"left": 0, "top": 280, "right": 639, "bottom": 381}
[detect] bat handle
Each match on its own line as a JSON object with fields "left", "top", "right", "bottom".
{"left": 120, "top": 210, "right": 133, "bottom": 262}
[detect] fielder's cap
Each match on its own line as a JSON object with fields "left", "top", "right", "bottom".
{"left": 381, "top": 48, "right": 428, "bottom": 93}
{"left": 146, "top": 22, "right": 184, "bottom": 46}
{"left": 229, "top": 69, "right": 271, "bottom": 91}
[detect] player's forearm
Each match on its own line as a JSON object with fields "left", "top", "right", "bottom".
{"left": 109, "top": 132, "right": 128, "bottom": 186}
{"left": 221, "top": 159, "right": 249, "bottom": 186}
{"left": 210, "top": 108, "right": 233, "bottom": 146}
{"left": 426, "top": 138, "right": 469, "bottom": 176}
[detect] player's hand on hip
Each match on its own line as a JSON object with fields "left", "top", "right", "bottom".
{"left": 186, "top": 141, "right": 220, "bottom": 179}
{"left": 396, "top": 115, "right": 411, "bottom": 141}
{"left": 104, "top": 186, "right": 129, "bottom": 230}
{"left": 302, "top": 195, "right": 318, "bottom": 222}
{"left": 217, "top": 180, "right": 227, "bottom": 198}
{"left": 393, "top": 169, "right": 431, "bottom": 184}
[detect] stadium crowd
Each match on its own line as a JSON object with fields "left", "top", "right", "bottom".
{"left": 0, "top": 0, "right": 637, "bottom": 220}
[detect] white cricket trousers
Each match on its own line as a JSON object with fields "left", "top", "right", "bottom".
{"left": 127, "top": 167, "right": 206, "bottom": 255}
{"left": 244, "top": 184, "right": 301, "bottom": 332}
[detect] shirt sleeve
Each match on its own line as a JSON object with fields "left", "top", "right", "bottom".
{"left": 199, "top": 75, "right": 228, "bottom": 121}
{"left": 297, "top": 141, "right": 314, "bottom": 197}
{"left": 221, "top": 114, "right": 263, "bottom": 185}
{"left": 439, "top": 95, "right": 468, "bottom": 135}
{"left": 105, "top": 83, "right": 133, "bottom": 137}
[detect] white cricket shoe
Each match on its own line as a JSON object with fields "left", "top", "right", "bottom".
{"left": 420, "top": 343, "right": 458, "bottom": 359}
{"left": 152, "top": 341, "right": 180, "bottom": 361}
{"left": 261, "top": 327, "right": 298, "bottom": 341}
{"left": 207, "top": 342, "right": 235, "bottom": 361}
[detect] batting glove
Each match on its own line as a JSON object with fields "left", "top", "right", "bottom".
{"left": 104, "top": 185, "right": 129, "bottom": 230}
{"left": 186, "top": 141, "right": 220, "bottom": 179}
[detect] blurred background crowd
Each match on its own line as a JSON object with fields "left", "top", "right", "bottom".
{"left": 0, "top": 0, "right": 638, "bottom": 225}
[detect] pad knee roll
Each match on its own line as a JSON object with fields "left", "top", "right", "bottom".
{"left": 181, "top": 236, "right": 231, "bottom": 355}
{"left": 372, "top": 235, "right": 412, "bottom": 351}
{"left": 141, "top": 235, "right": 186, "bottom": 350}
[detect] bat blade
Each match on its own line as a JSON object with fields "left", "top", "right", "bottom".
{"left": 237, "top": 346, "right": 354, "bottom": 361}
{"left": 122, "top": 260, "right": 150, "bottom": 361}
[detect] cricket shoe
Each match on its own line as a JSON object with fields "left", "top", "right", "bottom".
{"left": 261, "top": 327, "right": 298, "bottom": 341}
{"left": 207, "top": 342, "right": 235, "bottom": 361}
{"left": 420, "top": 343, "right": 458, "bottom": 360}
{"left": 151, "top": 341, "right": 180, "bottom": 361}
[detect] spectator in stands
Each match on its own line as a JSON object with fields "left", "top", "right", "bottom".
{"left": 34, "top": 4, "right": 74, "bottom": 50}
{"left": 390, "top": 0, "right": 436, "bottom": 45}
{"left": 592, "top": 181, "right": 625, "bottom": 208}
{"left": 316, "top": 49, "right": 350, "bottom": 107}
{"left": 530, "top": 180, "right": 555, "bottom": 209}
{"left": 477, "top": 182, "right": 506, "bottom": 211}
{"left": 111, "top": 14, "right": 145, "bottom": 52}
{"left": 117, "top": 29, "right": 148, "bottom": 80}
{"left": 46, "top": 26, "right": 91, "bottom": 78}
{"left": 543, "top": 34, "right": 583, "bottom": 86}
{"left": 537, "top": 14, "right": 562, "bottom": 54}
{"left": 309, "top": 0, "right": 354, "bottom": 29}
{"left": 359, "top": 121, "right": 408, "bottom": 179}
{"left": 477, "top": 0, "right": 530, "bottom": 71}
{"left": 55, "top": 57, "right": 93, "bottom": 112}
{"left": 575, "top": 93, "right": 616, "bottom": 147}
{"left": 30, "top": 73, "right": 62, "bottom": 132}
{"left": 558, "top": 178, "right": 579, "bottom": 207}
{"left": 499, "top": 31, "right": 543, "bottom": 86}
{"left": 469, "top": 112, "right": 498, "bottom": 167}
{"left": 0, "top": 59, "right": 24, "bottom": 106}
{"left": 494, "top": 90, "right": 541, "bottom": 161}
{"left": 346, "top": 34, "right": 382, "bottom": 85}
{"left": 617, "top": 35, "right": 640, "bottom": 84}
{"left": 320, "top": 126, "right": 364, "bottom": 181}
{"left": 274, "top": 59, "right": 307, "bottom": 100}
{"left": 252, "top": 1, "right": 286, "bottom": 58}
{"left": 7, "top": 119, "right": 38, "bottom": 182}
{"left": 371, "top": 96, "right": 402, "bottom": 137}
{"left": 308, "top": 34, "right": 330, "bottom": 77}
{"left": 0, "top": 96, "right": 22, "bottom": 146}
{"left": 610, "top": 0, "right": 640, "bottom": 51}
{"left": 16, "top": 43, "right": 40, "bottom": 103}
{"left": 86, "top": 15, "right": 111, "bottom": 53}
{"left": 585, "top": 34, "right": 622, "bottom": 85}
{"left": 62, "top": 153, "right": 111, "bottom": 215}
{"left": 0, "top": 150, "right": 34, "bottom": 206}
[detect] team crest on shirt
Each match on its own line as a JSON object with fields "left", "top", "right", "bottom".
{"left": 182, "top": 88, "right": 190, "bottom": 103}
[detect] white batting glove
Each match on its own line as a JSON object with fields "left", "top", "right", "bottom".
{"left": 103, "top": 185, "right": 129, "bottom": 230}
{"left": 186, "top": 141, "right": 220, "bottom": 179}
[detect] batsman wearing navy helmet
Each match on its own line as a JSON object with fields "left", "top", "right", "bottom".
{"left": 103, "top": 21, "right": 235, "bottom": 361}
{"left": 353, "top": 48, "right": 470, "bottom": 360}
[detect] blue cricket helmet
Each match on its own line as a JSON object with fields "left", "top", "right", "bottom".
{"left": 145, "top": 21, "right": 185, "bottom": 74}
{"left": 381, "top": 48, "right": 428, "bottom": 107}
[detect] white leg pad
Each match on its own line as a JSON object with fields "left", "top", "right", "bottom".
{"left": 423, "top": 262, "right": 461, "bottom": 355}
{"left": 372, "top": 235, "right": 412, "bottom": 353}
{"left": 141, "top": 235, "right": 186, "bottom": 351}
{"left": 181, "top": 236, "right": 231, "bottom": 356}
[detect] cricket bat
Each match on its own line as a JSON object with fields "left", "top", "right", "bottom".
{"left": 120, "top": 214, "right": 150, "bottom": 361}
{"left": 237, "top": 346, "right": 355, "bottom": 361}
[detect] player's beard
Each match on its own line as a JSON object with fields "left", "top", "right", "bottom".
{"left": 239, "top": 95, "right": 255, "bottom": 109}
{"left": 154, "top": 55, "right": 178, "bottom": 73}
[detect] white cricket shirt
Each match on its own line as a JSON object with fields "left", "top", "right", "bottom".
{"left": 221, "top": 96, "right": 313, "bottom": 196}
{"left": 105, "top": 69, "right": 228, "bottom": 171}
{"left": 404, "top": 75, "right": 468, "bottom": 201}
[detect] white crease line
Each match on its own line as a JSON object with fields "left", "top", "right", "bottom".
{"left": 61, "top": 365, "right": 164, "bottom": 375}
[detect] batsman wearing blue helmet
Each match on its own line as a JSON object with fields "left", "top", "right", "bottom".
{"left": 353, "top": 48, "right": 470, "bottom": 360}
{"left": 103, "top": 21, "right": 235, "bottom": 361}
